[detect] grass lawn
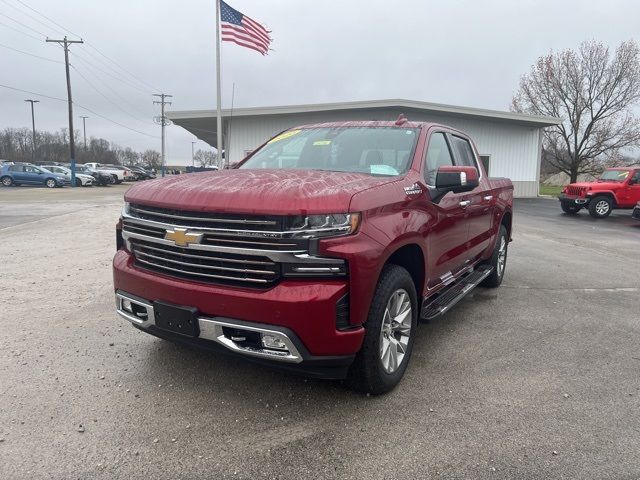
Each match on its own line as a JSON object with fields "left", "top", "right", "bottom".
{"left": 539, "top": 184, "right": 563, "bottom": 197}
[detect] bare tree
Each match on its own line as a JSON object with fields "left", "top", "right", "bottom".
{"left": 141, "top": 149, "right": 161, "bottom": 170}
{"left": 194, "top": 149, "right": 216, "bottom": 167}
{"left": 512, "top": 40, "right": 640, "bottom": 182}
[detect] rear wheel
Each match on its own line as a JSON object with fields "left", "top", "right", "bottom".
{"left": 45, "top": 178, "right": 57, "bottom": 188}
{"left": 347, "top": 264, "right": 417, "bottom": 395}
{"left": 588, "top": 196, "right": 612, "bottom": 218}
{"left": 481, "top": 225, "right": 508, "bottom": 288}
{"left": 1, "top": 176, "right": 13, "bottom": 187}
{"left": 75, "top": 178, "right": 82, "bottom": 187}
{"left": 109, "top": 175, "right": 117, "bottom": 184}
{"left": 560, "top": 202, "right": 581, "bottom": 214}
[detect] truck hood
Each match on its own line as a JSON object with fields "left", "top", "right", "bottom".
{"left": 124, "top": 169, "right": 398, "bottom": 215}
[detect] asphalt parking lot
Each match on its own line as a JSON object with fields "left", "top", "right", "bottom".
{"left": 1, "top": 185, "right": 638, "bottom": 480}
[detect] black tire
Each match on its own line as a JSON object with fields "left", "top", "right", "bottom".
{"left": 588, "top": 196, "right": 613, "bottom": 218}
{"left": 75, "top": 178, "right": 82, "bottom": 187}
{"left": 45, "top": 178, "right": 57, "bottom": 188}
{"left": 1, "top": 176, "right": 13, "bottom": 187}
{"left": 347, "top": 264, "right": 418, "bottom": 395}
{"left": 560, "top": 202, "right": 581, "bottom": 214}
{"left": 109, "top": 175, "right": 117, "bottom": 185}
{"left": 481, "top": 225, "right": 508, "bottom": 288}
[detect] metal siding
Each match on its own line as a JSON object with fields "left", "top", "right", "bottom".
{"left": 227, "top": 109, "right": 542, "bottom": 197}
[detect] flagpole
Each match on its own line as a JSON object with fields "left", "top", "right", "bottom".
{"left": 215, "top": 0, "right": 223, "bottom": 169}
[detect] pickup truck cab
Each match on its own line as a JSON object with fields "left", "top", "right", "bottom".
{"left": 113, "top": 119, "right": 514, "bottom": 393}
{"left": 558, "top": 168, "right": 640, "bottom": 218}
{"left": 85, "top": 163, "right": 127, "bottom": 184}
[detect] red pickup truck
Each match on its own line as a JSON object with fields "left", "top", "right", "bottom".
{"left": 113, "top": 119, "right": 514, "bottom": 394}
{"left": 558, "top": 167, "right": 640, "bottom": 218}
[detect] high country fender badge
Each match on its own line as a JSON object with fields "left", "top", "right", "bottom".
{"left": 404, "top": 183, "right": 422, "bottom": 196}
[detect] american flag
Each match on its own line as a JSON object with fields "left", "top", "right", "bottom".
{"left": 220, "top": 0, "right": 272, "bottom": 55}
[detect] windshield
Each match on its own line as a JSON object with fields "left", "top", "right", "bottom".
{"left": 599, "top": 170, "right": 630, "bottom": 182}
{"left": 239, "top": 127, "right": 419, "bottom": 176}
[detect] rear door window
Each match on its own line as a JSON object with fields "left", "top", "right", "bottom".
{"left": 450, "top": 135, "right": 477, "bottom": 168}
{"left": 424, "top": 132, "right": 454, "bottom": 185}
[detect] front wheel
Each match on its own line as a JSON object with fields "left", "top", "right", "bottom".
{"left": 560, "top": 202, "right": 581, "bottom": 214}
{"left": 588, "top": 196, "right": 612, "bottom": 218}
{"left": 481, "top": 224, "right": 508, "bottom": 288}
{"left": 347, "top": 264, "right": 417, "bottom": 395}
{"left": 75, "top": 178, "right": 82, "bottom": 187}
{"left": 45, "top": 178, "right": 57, "bottom": 188}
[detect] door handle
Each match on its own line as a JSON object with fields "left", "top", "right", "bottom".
{"left": 459, "top": 200, "right": 471, "bottom": 208}
{"left": 483, "top": 195, "right": 493, "bottom": 201}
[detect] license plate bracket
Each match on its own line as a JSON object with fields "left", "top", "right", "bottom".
{"left": 153, "top": 301, "right": 199, "bottom": 337}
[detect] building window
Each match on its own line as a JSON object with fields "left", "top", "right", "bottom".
{"left": 480, "top": 155, "right": 491, "bottom": 175}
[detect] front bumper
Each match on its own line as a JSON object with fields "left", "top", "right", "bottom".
{"left": 115, "top": 290, "right": 355, "bottom": 379}
{"left": 113, "top": 250, "right": 364, "bottom": 378}
{"left": 558, "top": 193, "right": 589, "bottom": 205}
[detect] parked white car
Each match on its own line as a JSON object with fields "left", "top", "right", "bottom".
{"left": 42, "top": 165, "right": 94, "bottom": 186}
{"left": 84, "top": 163, "right": 126, "bottom": 184}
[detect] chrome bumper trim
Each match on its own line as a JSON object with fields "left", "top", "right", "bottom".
{"left": 115, "top": 292, "right": 303, "bottom": 364}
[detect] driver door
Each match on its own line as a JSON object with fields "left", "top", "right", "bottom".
{"left": 423, "top": 131, "right": 470, "bottom": 288}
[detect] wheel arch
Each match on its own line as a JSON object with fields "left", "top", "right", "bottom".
{"left": 383, "top": 243, "right": 426, "bottom": 299}
{"left": 590, "top": 191, "right": 617, "bottom": 207}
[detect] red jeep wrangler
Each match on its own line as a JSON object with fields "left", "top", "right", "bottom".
{"left": 113, "top": 120, "right": 514, "bottom": 393}
{"left": 558, "top": 168, "right": 640, "bottom": 218}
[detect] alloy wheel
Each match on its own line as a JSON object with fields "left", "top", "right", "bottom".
{"left": 379, "top": 288, "right": 412, "bottom": 374}
{"left": 595, "top": 200, "right": 610, "bottom": 216}
{"left": 497, "top": 235, "right": 507, "bottom": 277}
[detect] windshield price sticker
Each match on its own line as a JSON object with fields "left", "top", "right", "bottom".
{"left": 268, "top": 129, "right": 301, "bottom": 144}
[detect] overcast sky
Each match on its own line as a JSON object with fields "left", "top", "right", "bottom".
{"left": 1, "top": 0, "right": 639, "bottom": 165}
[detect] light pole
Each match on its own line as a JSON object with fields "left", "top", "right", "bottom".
{"left": 24, "top": 99, "right": 39, "bottom": 162}
{"left": 80, "top": 116, "right": 89, "bottom": 150}
{"left": 191, "top": 141, "right": 197, "bottom": 167}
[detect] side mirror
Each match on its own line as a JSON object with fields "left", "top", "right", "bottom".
{"left": 435, "top": 166, "right": 479, "bottom": 193}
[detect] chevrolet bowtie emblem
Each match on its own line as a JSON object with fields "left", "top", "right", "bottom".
{"left": 164, "top": 228, "right": 203, "bottom": 247}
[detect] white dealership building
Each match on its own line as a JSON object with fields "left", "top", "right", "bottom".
{"left": 167, "top": 99, "right": 559, "bottom": 197}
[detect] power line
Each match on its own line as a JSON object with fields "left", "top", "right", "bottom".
{"left": 71, "top": 64, "right": 154, "bottom": 126}
{"left": 69, "top": 51, "right": 149, "bottom": 94}
{"left": 6, "top": 0, "right": 159, "bottom": 93}
{"left": 0, "top": 19, "right": 42, "bottom": 41}
{"left": 85, "top": 42, "right": 160, "bottom": 92}
{"left": 0, "top": 0, "right": 66, "bottom": 36}
{"left": 0, "top": 42, "right": 62, "bottom": 63}
{"left": 0, "top": 12, "right": 47, "bottom": 37}
{"left": 0, "top": 82, "right": 67, "bottom": 102}
{"left": 0, "top": 82, "right": 161, "bottom": 139}
{"left": 12, "top": 0, "right": 80, "bottom": 37}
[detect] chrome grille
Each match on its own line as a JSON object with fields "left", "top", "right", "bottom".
{"left": 129, "top": 203, "right": 282, "bottom": 231}
{"left": 130, "top": 239, "right": 279, "bottom": 286}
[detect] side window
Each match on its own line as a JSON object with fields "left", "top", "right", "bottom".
{"left": 450, "top": 135, "right": 477, "bottom": 168}
{"left": 631, "top": 171, "right": 640, "bottom": 184}
{"left": 9, "top": 165, "right": 23, "bottom": 172}
{"left": 424, "top": 132, "right": 454, "bottom": 185}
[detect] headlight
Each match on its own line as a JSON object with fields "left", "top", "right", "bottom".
{"left": 284, "top": 213, "right": 360, "bottom": 238}
{"left": 122, "top": 201, "right": 130, "bottom": 216}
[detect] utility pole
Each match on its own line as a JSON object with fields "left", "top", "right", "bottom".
{"left": 47, "top": 36, "right": 83, "bottom": 187}
{"left": 80, "top": 116, "right": 89, "bottom": 150}
{"left": 191, "top": 141, "right": 197, "bottom": 167}
{"left": 153, "top": 93, "right": 172, "bottom": 177}
{"left": 24, "top": 99, "right": 39, "bottom": 162}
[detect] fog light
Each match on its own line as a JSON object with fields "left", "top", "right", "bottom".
{"left": 261, "top": 334, "right": 288, "bottom": 351}
{"left": 121, "top": 299, "right": 133, "bottom": 313}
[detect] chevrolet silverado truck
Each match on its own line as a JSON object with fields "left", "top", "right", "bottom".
{"left": 113, "top": 119, "right": 514, "bottom": 394}
{"left": 558, "top": 167, "right": 640, "bottom": 218}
